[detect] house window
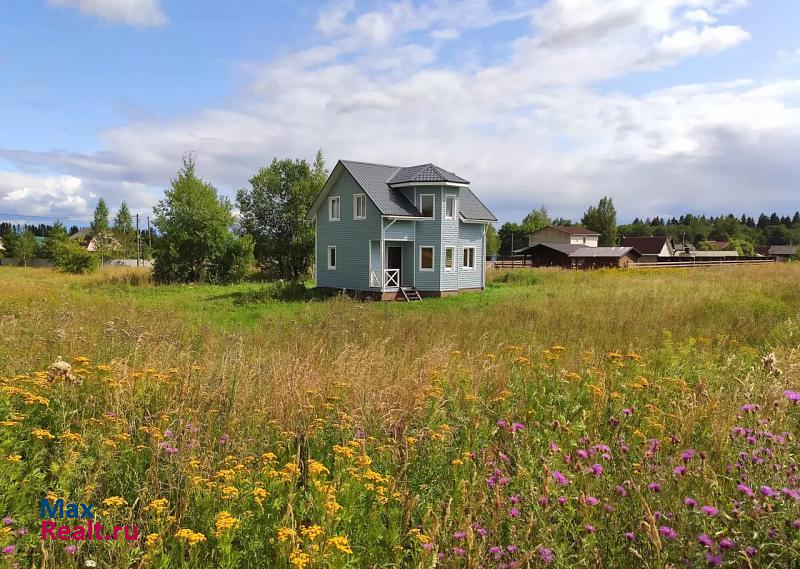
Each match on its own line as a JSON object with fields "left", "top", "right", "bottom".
{"left": 329, "top": 196, "right": 340, "bottom": 221}
{"left": 444, "top": 246, "right": 454, "bottom": 270}
{"left": 327, "top": 246, "right": 336, "bottom": 270}
{"left": 420, "top": 246, "right": 434, "bottom": 271}
{"left": 445, "top": 195, "right": 456, "bottom": 220}
{"left": 420, "top": 194, "right": 435, "bottom": 219}
{"left": 354, "top": 194, "right": 366, "bottom": 220}
{"left": 463, "top": 246, "right": 476, "bottom": 270}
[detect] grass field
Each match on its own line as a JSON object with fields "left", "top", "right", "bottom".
{"left": 1, "top": 264, "right": 799, "bottom": 567}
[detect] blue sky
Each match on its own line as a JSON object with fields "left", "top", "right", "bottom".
{"left": 1, "top": 0, "right": 799, "bottom": 225}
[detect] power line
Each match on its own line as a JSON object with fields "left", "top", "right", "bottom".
{"left": 0, "top": 212, "right": 94, "bottom": 222}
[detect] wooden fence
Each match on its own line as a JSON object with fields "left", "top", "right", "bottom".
{"left": 490, "top": 257, "right": 777, "bottom": 270}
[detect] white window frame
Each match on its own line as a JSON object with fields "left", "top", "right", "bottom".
{"left": 463, "top": 246, "right": 476, "bottom": 270}
{"left": 419, "top": 246, "right": 435, "bottom": 271}
{"left": 444, "top": 195, "right": 456, "bottom": 220}
{"left": 420, "top": 194, "right": 435, "bottom": 219}
{"left": 327, "top": 245, "right": 337, "bottom": 270}
{"left": 444, "top": 246, "right": 455, "bottom": 271}
{"left": 353, "top": 193, "right": 366, "bottom": 220}
{"left": 328, "top": 196, "right": 340, "bottom": 222}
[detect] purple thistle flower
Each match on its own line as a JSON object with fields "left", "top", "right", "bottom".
{"left": 64, "top": 545, "right": 77, "bottom": 555}
{"left": 681, "top": 449, "right": 696, "bottom": 462}
{"left": 684, "top": 497, "right": 697, "bottom": 508}
{"left": 452, "top": 547, "right": 465, "bottom": 556}
{"left": 511, "top": 422, "right": 525, "bottom": 432}
{"left": 558, "top": 496, "right": 567, "bottom": 505}
{"left": 624, "top": 531, "right": 636, "bottom": 541}
{"left": 2, "top": 545, "right": 15, "bottom": 555}
{"left": 719, "top": 538, "right": 734, "bottom": 550}
{"left": 740, "top": 403, "right": 758, "bottom": 413}
{"left": 538, "top": 496, "right": 549, "bottom": 507}
{"left": 700, "top": 505, "right": 719, "bottom": 516}
{"left": 552, "top": 471, "right": 569, "bottom": 485}
{"left": 585, "top": 524, "right": 596, "bottom": 533}
{"left": 615, "top": 484, "right": 627, "bottom": 497}
{"left": 508, "top": 507, "right": 520, "bottom": 518}
{"left": 737, "top": 483, "right": 754, "bottom": 497}
{"left": 622, "top": 408, "right": 633, "bottom": 416}
{"left": 16, "top": 528, "right": 27, "bottom": 536}
{"left": 745, "top": 546, "right": 757, "bottom": 557}
{"left": 496, "top": 419, "right": 507, "bottom": 428}
{"left": 507, "top": 544, "right": 518, "bottom": 552}
{"left": 698, "top": 534, "right": 713, "bottom": 547}
{"left": 2, "top": 517, "right": 13, "bottom": 526}
{"left": 489, "top": 546, "right": 503, "bottom": 556}
{"left": 760, "top": 485, "right": 775, "bottom": 497}
{"left": 585, "top": 496, "right": 599, "bottom": 506}
{"left": 648, "top": 482, "right": 662, "bottom": 493}
{"left": 792, "top": 519, "right": 800, "bottom": 529}
{"left": 659, "top": 526, "right": 677, "bottom": 540}
{"left": 549, "top": 441, "right": 559, "bottom": 452}
{"left": 590, "top": 463, "right": 603, "bottom": 476}
{"left": 538, "top": 546, "right": 555, "bottom": 564}
{"left": 783, "top": 389, "right": 800, "bottom": 403}
{"left": 509, "top": 494, "right": 520, "bottom": 504}
{"left": 219, "top": 433, "right": 230, "bottom": 445}
{"left": 705, "top": 552, "right": 722, "bottom": 567}
{"left": 673, "top": 466, "right": 686, "bottom": 476}
{"left": 453, "top": 531, "right": 466, "bottom": 540}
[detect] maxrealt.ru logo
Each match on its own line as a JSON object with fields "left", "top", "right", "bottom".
{"left": 40, "top": 499, "right": 138, "bottom": 542}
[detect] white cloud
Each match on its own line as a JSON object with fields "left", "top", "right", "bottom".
{"left": 0, "top": 172, "right": 87, "bottom": 216}
{"left": 47, "top": 0, "right": 168, "bottom": 27}
{"left": 6, "top": 0, "right": 797, "bottom": 222}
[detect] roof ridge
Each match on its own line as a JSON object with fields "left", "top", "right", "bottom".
{"left": 340, "top": 159, "right": 401, "bottom": 169}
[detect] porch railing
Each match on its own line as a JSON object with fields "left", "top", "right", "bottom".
{"left": 384, "top": 269, "right": 399, "bottom": 288}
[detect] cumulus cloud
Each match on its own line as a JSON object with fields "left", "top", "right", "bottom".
{"left": 47, "top": 0, "right": 168, "bottom": 27}
{"left": 5, "top": 0, "right": 797, "bottom": 222}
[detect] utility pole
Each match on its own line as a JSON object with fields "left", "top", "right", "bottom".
{"left": 146, "top": 216, "right": 152, "bottom": 249}
{"left": 136, "top": 214, "right": 141, "bottom": 267}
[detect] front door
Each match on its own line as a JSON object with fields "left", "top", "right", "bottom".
{"left": 387, "top": 246, "right": 402, "bottom": 287}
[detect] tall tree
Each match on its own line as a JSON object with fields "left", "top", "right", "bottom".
{"left": 9, "top": 230, "right": 38, "bottom": 267}
{"left": 41, "top": 221, "right": 69, "bottom": 259}
{"left": 485, "top": 224, "right": 501, "bottom": 257}
{"left": 153, "top": 155, "right": 252, "bottom": 283}
{"left": 582, "top": 196, "right": 617, "bottom": 246}
{"left": 91, "top": 198, "right": 110, "bottom": 235}
{"left": 521, "top": 206, "right": 550, "bottom": 233}
{"left": 236, "top": 154, "right": 324, "bottom": 279}
{"left": 113, "top": 201, "right": 135, "bottom": 256}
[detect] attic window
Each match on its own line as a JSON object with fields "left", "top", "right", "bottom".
{"left": 420, "top": 194, "right": 435, "bottom": 219}
{"left": 445, "top": 195, "right": 456, "bottom": 220}
{"left": 329, "top": 196, "right": 340, "bottom": 221}
{"left": 354, "top": 194, "right": 366, "bottom": 220}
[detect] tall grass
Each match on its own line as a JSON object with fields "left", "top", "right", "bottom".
{"left": 1, "top": 265, "right": 799, "bottom": 567}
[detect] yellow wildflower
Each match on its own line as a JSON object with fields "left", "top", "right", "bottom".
{"left": 307, "top": 459, "right": 329, "bottom": 477}
{"left": 301, "top": 525, "right": 324, "bottom": 540}
{"left": 144, "top": 533, "right": 160, "bottom": 548}
{"left": 31, "top": 428, "right": 55, "bottom": 440}
{"left": 277, "top": 527, "right": 297, "bottom": 542}
{"left": 175, "top": 528, "right": 206, "bottom": 545}
{"left": 0, "top": 421, "right": 19, "bottom": 427}
{"left": 102, "top": 496, "right": 127, "bottom": 508}
{"left": 214, "top": 511, "right": 239, "bottom": 537}
{"left": 7, "top": 454, "right": 22, "bottom": 463}
{"left": 326, "top": 535, "right": 353, "bottom": 554}
{"left": 253, "top": 487, "right": 269, "bottom": 505}
{"left": 221, "top": 486, "right": 239, "bottom": 499}
{"left": 145, "top": 498, "right": 168, "bottom": 514}
{"left": 289, "top": 550, "right": 311, "bottom": 569}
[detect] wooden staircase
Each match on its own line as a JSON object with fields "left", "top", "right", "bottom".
{"left": 399, "top": 286, "right": 422, "bottom": 302}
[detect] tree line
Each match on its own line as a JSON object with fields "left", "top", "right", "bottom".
{"left": 494, "top": 197, "right": 800, "bottom": 256}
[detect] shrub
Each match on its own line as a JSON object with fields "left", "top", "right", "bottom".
{"left": 208, "top": 234, "right": 255, "bottom": 284}
{"left": 53, "top": 241, "right": 99, "bottom": 274}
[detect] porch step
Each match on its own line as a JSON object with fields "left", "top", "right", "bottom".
{"left": 399, "top": 287, "right": 422, "bottom": 302}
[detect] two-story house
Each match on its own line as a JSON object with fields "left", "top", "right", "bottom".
{"left": 305, "top": 160, "right": 496, "bottom": 299}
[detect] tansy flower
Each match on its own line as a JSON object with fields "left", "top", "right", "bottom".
{"left": 289, "top": 551, "right": 310, "bottom": 569}
{"left": 144, "top": 534, "right": 160, "bottom": 548}
{"left": 145, "top": 498, "right": 168, "bottom": 514}
{"left": 300, "top": 525, "right": 324, "bottom": 540}
{"left": 214, "top": 511, "right": 239, "bottom": 537}
{"left": 31, "top": 428, "right": 54, "bottom": 440}
{"left": 102, "top": 496, "right": 127, "bottom": 508}
{"left": 175, "top": 529, "right": 205, "bottom": 545}
{"left": 277, "top": 527, "right": 297, "bottom": 542}
{"left": 326, "top": 535, "right": 353, "bottom": 554}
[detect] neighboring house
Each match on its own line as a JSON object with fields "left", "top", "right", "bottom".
{"left": 305, "top": 160, "right": 497, "bottom": 299}
{"left": 569, "top": 246, "right": 641, "bottom": 269}
{"left": 690, "top": 250, "right": 739, "bottom": 259}
{"left": 621, "top": 236, "right": 674, "bottom": 263}
{"left": 70, "top": 228, "right": 121, "bottom": 252}
{"left": 526, "top": 225, "right": 600, "bottom": 248}
{"left": 769, "top": 245, "right": 798, "bottom": 262}
{"left": 515, "top": 243, "right": 583, "bottom": 267}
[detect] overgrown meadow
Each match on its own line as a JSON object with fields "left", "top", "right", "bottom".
{"left": 1, "top": 265, "right": 800, "bottom": 568}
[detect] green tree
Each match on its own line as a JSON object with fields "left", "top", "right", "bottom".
{"left": 91, "top": 198, "right": 110, "bottom": 235}
{"left": 581, "top": 196, "right": 617, "bottom": 246}
{"left": 153, "top": 155, "right": 251, "bottom": 284}
{"left": 113, "top": 201, "right": 135, "bottom": 256}
{"left": 236, "top": 154, "right": 323, "bottom": 279}
{"left": 725, "top": 239, "right": 754, "bottom": 256}
{"left": 485, "top": 224, "right": 501, "bottom": 257}
{"left": 497, "top": 222, "right": 526, "bottom": 255}
{"left": 53, "top": 241, "right": 99, "bottom": 274}
{"left": 41, "top": 221, "right": 70, "bottom": 259}
{"left": 9, "top": 230, "right": 38, "bottom": 267}
{"left": 521, "top": 206, "right": 550, "bottom": 234}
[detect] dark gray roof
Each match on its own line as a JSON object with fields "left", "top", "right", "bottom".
{"left": 388, "top": 163, "right": 469, "bottom": 185}
{"left": 329, "top": 160, "right": 494, "bottom": 221}
{"left": 459, "top": 188, "right": 496, "bottom": 221}
{"left": 514, "top": 242, "right": 584, "bottom": 255}
{"left": 569, "top": 246, "right": 639, "bottom": 258}
{"left": 769, "top": 245, "right": 798, "bottom": 256}
{"left": 339, "top": 161, "right": 420, "bottom": 217}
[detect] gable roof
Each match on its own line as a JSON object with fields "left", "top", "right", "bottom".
{"left": 387, "top": 163, "right": 469, "bottom": 185}
{"left": 622, "top": 236, "right": 672, "bottom": 255}
{"left": 570, "top": 246, "right": 640, "bottom": 258}
{"left": 534, "top": 225, "right": 600, "bottom": 236}
{"left": 307, "top": 160, "right": 495, "bottom": 221}
{"left": 514, "top": 242, "right": 584, "bottom": 255}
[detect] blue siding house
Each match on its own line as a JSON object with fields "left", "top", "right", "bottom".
{"left": 306, "top": 160, "right": 497, "bottom": 299}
